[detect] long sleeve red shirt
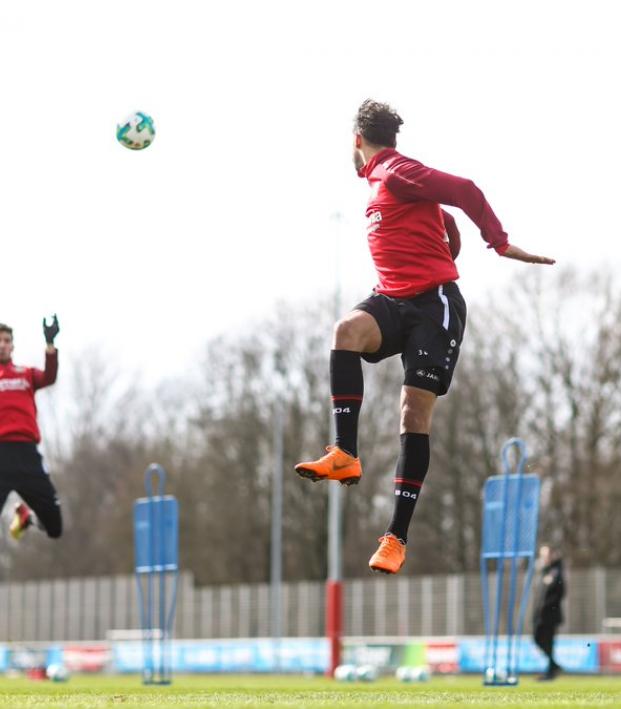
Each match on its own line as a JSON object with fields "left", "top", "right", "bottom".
{"left": 358, "top": 148, "right": 509, "bottom": 297}
{"left": 0, "top": 350, "right": 58, "bottom": 443}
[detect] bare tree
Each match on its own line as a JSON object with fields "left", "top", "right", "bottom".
{"left": 7, "top": 271, "right": 621, "bottom": 583}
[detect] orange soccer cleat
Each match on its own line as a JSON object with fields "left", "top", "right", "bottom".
{"left": 295, "top": 446, "right": 362, "bottom": 486}
{"left": 10, "top": 503, "right": 33, "bottom": 540}
{"left": 369, "top": 533, "right": 406, "bottom": 574}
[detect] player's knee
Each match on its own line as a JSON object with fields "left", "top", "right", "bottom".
{"left": 333, "top": 318, "right": 363, "bottom": 350}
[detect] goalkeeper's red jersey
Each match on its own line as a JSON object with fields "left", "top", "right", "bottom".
{"left": 0, "top": 351, "right": 58, "bottom": 443}
{"left": 358, "top": 148, "right": 510, "bottom": 298}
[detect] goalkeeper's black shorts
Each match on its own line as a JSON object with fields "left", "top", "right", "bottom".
{"left": 0, "top": 442, "right": 62, "bottom": 538}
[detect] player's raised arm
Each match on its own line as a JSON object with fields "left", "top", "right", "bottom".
{"left": 32, "top": 315, "right": 59, "bottom": 390}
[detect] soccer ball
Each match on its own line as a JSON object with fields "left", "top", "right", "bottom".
{"left": 116, "top": 111, "right": 156, "bottom": 150}
{"left": 355, "top": 664, "right": 378, "bottom": 682}
{"left": 396, "top": 665, "right": 430, "bottom": 682}
{"left": 46, "top": 663, "right": 70, "bottom": 682}
{"left": 334, "top": 664, "right": 357, "bottom": 681}
{"left": 411, "top": 666, "right": 430, "bottom": 682}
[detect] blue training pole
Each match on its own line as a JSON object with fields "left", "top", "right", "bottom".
{"left": 490, "top": 449, "right": 512, "bottom": 678}
{"left": 135, "top": 464, "right": 178, "bottom": 685}
{"left": 481, "top": 438, "right": 540, "bottom": 686}
{"left": 503, "top": 438, "right": 527, "bottom": 680}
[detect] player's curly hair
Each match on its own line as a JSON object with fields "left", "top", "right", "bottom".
{"left": 0, "top": 324, "right": 13, "bottom": 339}
{"left": 354, "top": 99, "right": 404, "bottom": 148}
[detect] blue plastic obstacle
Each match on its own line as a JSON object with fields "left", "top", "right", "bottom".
{"left": 480, "top": 438, "right": 540, "bottom": 686}
{"left": 134, "top": 464, "right": 179, "bottom": 685}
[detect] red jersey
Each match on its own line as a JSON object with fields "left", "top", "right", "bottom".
{"left": 358, "top": 148, "right": 510, "bottom": 297}
{"left": 0, "top": 351, "right": 58, "bottom": 443}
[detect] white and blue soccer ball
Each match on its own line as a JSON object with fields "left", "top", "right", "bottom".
{"left": 334, "top": 664, "right": 357, "bottom": 681}
{"left": 396, "top": 665, "right": 430, "bottom": 682}
{"left": 116, "top": 111, "right": 156, "bottom": 150}
{"left": 355, "top": 664, "right": 378, "bottom": 682}
{"left": 46, "top": 663, "right": 70, "bottom": 682}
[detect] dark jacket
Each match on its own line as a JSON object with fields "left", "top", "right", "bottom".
{"left": 533, "top": 558, "right": 565, "bottom": 627}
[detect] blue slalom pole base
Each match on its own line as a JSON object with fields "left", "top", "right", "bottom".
{"left": 483, "top": 679, "right": 519, "bottom": 687}
{"left": 143, "top": 679, "right": 173, "bottom": 686}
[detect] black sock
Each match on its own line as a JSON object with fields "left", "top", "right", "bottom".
{"left": 386, "top": 433, "right": 430, "bottom": 543}
{"left": 330, "top": 350, "right": 363, "bottom": 457}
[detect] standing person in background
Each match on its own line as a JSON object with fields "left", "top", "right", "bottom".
{"left": 533, "top": 544, "right": 565, "bottom": 680}
{"left": 0, "top": 317, "right": 62, "bottom": 540}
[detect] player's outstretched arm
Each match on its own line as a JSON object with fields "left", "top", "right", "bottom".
{"left": 382, "top": 159, "right": 516, "bottom": 254}
{"left": 501, "top": 244, "right": 555, "bottom": 265}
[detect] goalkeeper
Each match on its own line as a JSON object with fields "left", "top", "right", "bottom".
{"left": 0, "top": 317, "right": 62, "bottom": 540}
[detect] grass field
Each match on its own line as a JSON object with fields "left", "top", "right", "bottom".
{"left": 0, "top": 675, "right": 619, "bottom": 709}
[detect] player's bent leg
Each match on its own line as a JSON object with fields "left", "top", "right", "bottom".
{"left": 332, "top": 310, "right": 382, "bottom": 352}
{"left": 10, "top": 502, "right": 34, "bottom": 540}
{"left": 16, "top": 473, "right": 63, "bottom": 540}
{"left": 39, "top": 504, "right": 62, "bottom": 539}
{"left": 0, "top": 484, "right": 11, "bottom": 519}
{"left": 0, "top": 469, "right": 16, "bottom": 535}
{"left": 369, "top": 386, "right": 437, "bottom": 575}
{"left": 330, "top": 311, "right": 381, "bottom": 458}
{"left": 295, "top": 310, "right": 382, "bottom": 485}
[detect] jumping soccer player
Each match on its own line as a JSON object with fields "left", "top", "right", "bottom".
{"left": 295, "top": 100, "right": 555, "bottom": 574}
{"left": 0, "top": 317, "right": 62, "bottom": 540}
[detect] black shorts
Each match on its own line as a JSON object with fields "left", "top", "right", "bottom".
{"left": 0, "top": 442, "right": 62, "bottom": 538}
{"left": 355, "top": 281, "right": 467, "bottom": 396}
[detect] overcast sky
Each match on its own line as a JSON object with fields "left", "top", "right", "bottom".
{"left": 1, "top": 0, "right": 619, "bottom": 384}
